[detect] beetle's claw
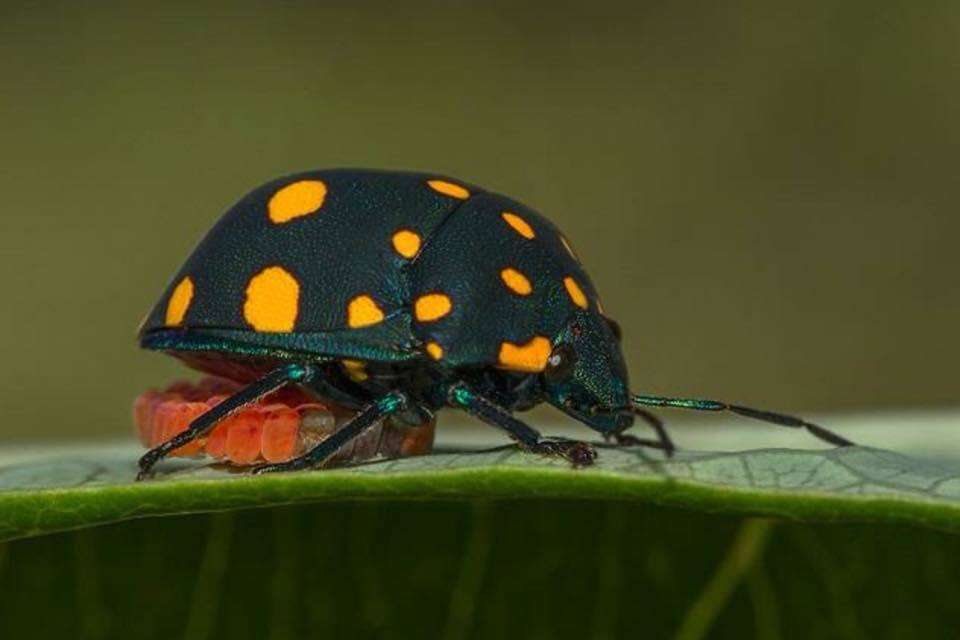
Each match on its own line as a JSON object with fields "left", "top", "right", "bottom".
{"left": 136, "top": 450, "right": 161, "bottom": 480}
{"left": 525, "top": 439, "right": 597, "bottom": 467}
{"left": 566, "top": 442, "right": 598, "bottom": 466}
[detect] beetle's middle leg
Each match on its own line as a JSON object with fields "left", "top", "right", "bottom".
{"left": 447, "top": 382, "right": 596, "bottom": 467}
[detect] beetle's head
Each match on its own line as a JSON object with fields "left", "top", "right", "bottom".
{"left": 543, "top": 309, "right": 633, "bottom": 432}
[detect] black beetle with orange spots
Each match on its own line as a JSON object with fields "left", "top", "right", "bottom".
{"left": 137, "top": 169, "right": 853, "bottom": 477}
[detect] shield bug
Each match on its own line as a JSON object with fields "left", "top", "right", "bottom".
{"left": 136, "top": 169, "right": 852, "bottom": 478}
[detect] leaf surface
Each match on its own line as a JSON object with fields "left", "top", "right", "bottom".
{"left": 3, "top": 412, "right": 960, "bottom": 541}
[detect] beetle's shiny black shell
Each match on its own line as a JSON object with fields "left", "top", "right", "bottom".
{"left": 140, "top": 169, "right": 600, "bottom": 370}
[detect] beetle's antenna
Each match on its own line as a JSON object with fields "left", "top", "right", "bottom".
{"left": 631, "top": 394, "right": 854, "bottom": 447}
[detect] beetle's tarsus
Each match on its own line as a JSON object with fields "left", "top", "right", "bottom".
{"left": 524, "top": 439, "right": 597, "bottom": 467}
{"left": 136, "top": 450, "right": 162, "bottom": 479}
{"left": 609, "top": 433, "right": 676, "bottom": 457}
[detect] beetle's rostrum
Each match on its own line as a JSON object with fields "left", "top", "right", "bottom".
{"left": 136, "top": 169, "right": 853, "bottom": 478}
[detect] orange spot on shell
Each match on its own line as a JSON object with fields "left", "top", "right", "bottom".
{"left": 268, "top": 180, "right": 327, "bottom": 224}
{"left": 501, "top": 212, "right": 535, "bottom": 239}
{"left": 414, "top": 293, "right": 453, "bottom": 322}
{"left": 500, "top": 268, "right": 533, "bottom": 296}
{"left": 165, "top": 277, "right": 194, "bottom": 326}
{"left": 498, "top": 336, "right": 552, "bottom": 372}
{"left": 427, "top": 180, "right": 470, "bottom": 199}
{"left": 347, "top": 295, "right": 385, "bottom": 328}
{"left": 426, "top": 342, "right": 444, "bottom": 360}
{"left": 342, "top": 359, "right": 369, "bottom": 382}
{"left": 392, "top": 229, "right": 422, "bottom": 259}
{"left": 564, "top": 276, "right": 589, "bottom": 309}
{"left": 244, "top": 266, "right": 300, "bottom": 332}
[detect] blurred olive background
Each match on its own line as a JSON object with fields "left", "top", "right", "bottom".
{"left": 1, "top": 0, "right": 958, "bottom": 440}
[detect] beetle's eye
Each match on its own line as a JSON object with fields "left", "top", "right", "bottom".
{"left": 545, "top": 343, "right": 577, "bottom": 381}
{"left": 605, "top": 318, "right": 622, "bottom": 342}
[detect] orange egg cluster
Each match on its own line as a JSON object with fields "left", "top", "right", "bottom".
{"left": 133, "top": 377, "right": 435, "bottom": 466}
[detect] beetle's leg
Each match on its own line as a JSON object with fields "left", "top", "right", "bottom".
{"left": 447, "top": 382, "right": 596, "bottom": 467}
{"left": 252, "top": 391, "right": 408, "bottom": 474}
{"left": 607, "top": 408, "right": 676, "bottom": 456}
{"left": 137, "top": 363, "right": 319, "bottom": 479}
{"left": 631, "top": 394, "right": 853, "bottom": 447}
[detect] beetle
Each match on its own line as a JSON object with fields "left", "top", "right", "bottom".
{"left": 137, "top": 169, "right": 852, "bottom": 478}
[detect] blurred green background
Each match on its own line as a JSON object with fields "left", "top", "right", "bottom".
{"left": 1, "top": 0, "right": 958, "bottom": 440}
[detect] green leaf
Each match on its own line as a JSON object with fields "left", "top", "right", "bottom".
{"left": 3, "top": 414, "right": 960, "bottom": 542}
{"left": 3, "top": 416, "right": 960, "bottom": 639}
{"left": 3, "top": 493, "right": 960, "bottom": 639}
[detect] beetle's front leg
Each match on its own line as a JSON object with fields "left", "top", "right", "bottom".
{"left": 447, "top": 382, "right": 596, "bottom": 467}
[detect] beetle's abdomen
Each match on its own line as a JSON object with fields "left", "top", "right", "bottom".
{"left": 140, "top": 170, "right": 477, "bottom": 337}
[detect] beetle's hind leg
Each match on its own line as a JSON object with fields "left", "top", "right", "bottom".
{"left": 447, "top": 382, "right": 597, "bottom": 467}
{"left": 631, "top": 394, "right": 854, "bottom": 447}
{"left": 136, "top": 362, "right": 319, "bottom": 480}
{"left": 607, "top": 408, "right": 676, "bottom": 456}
